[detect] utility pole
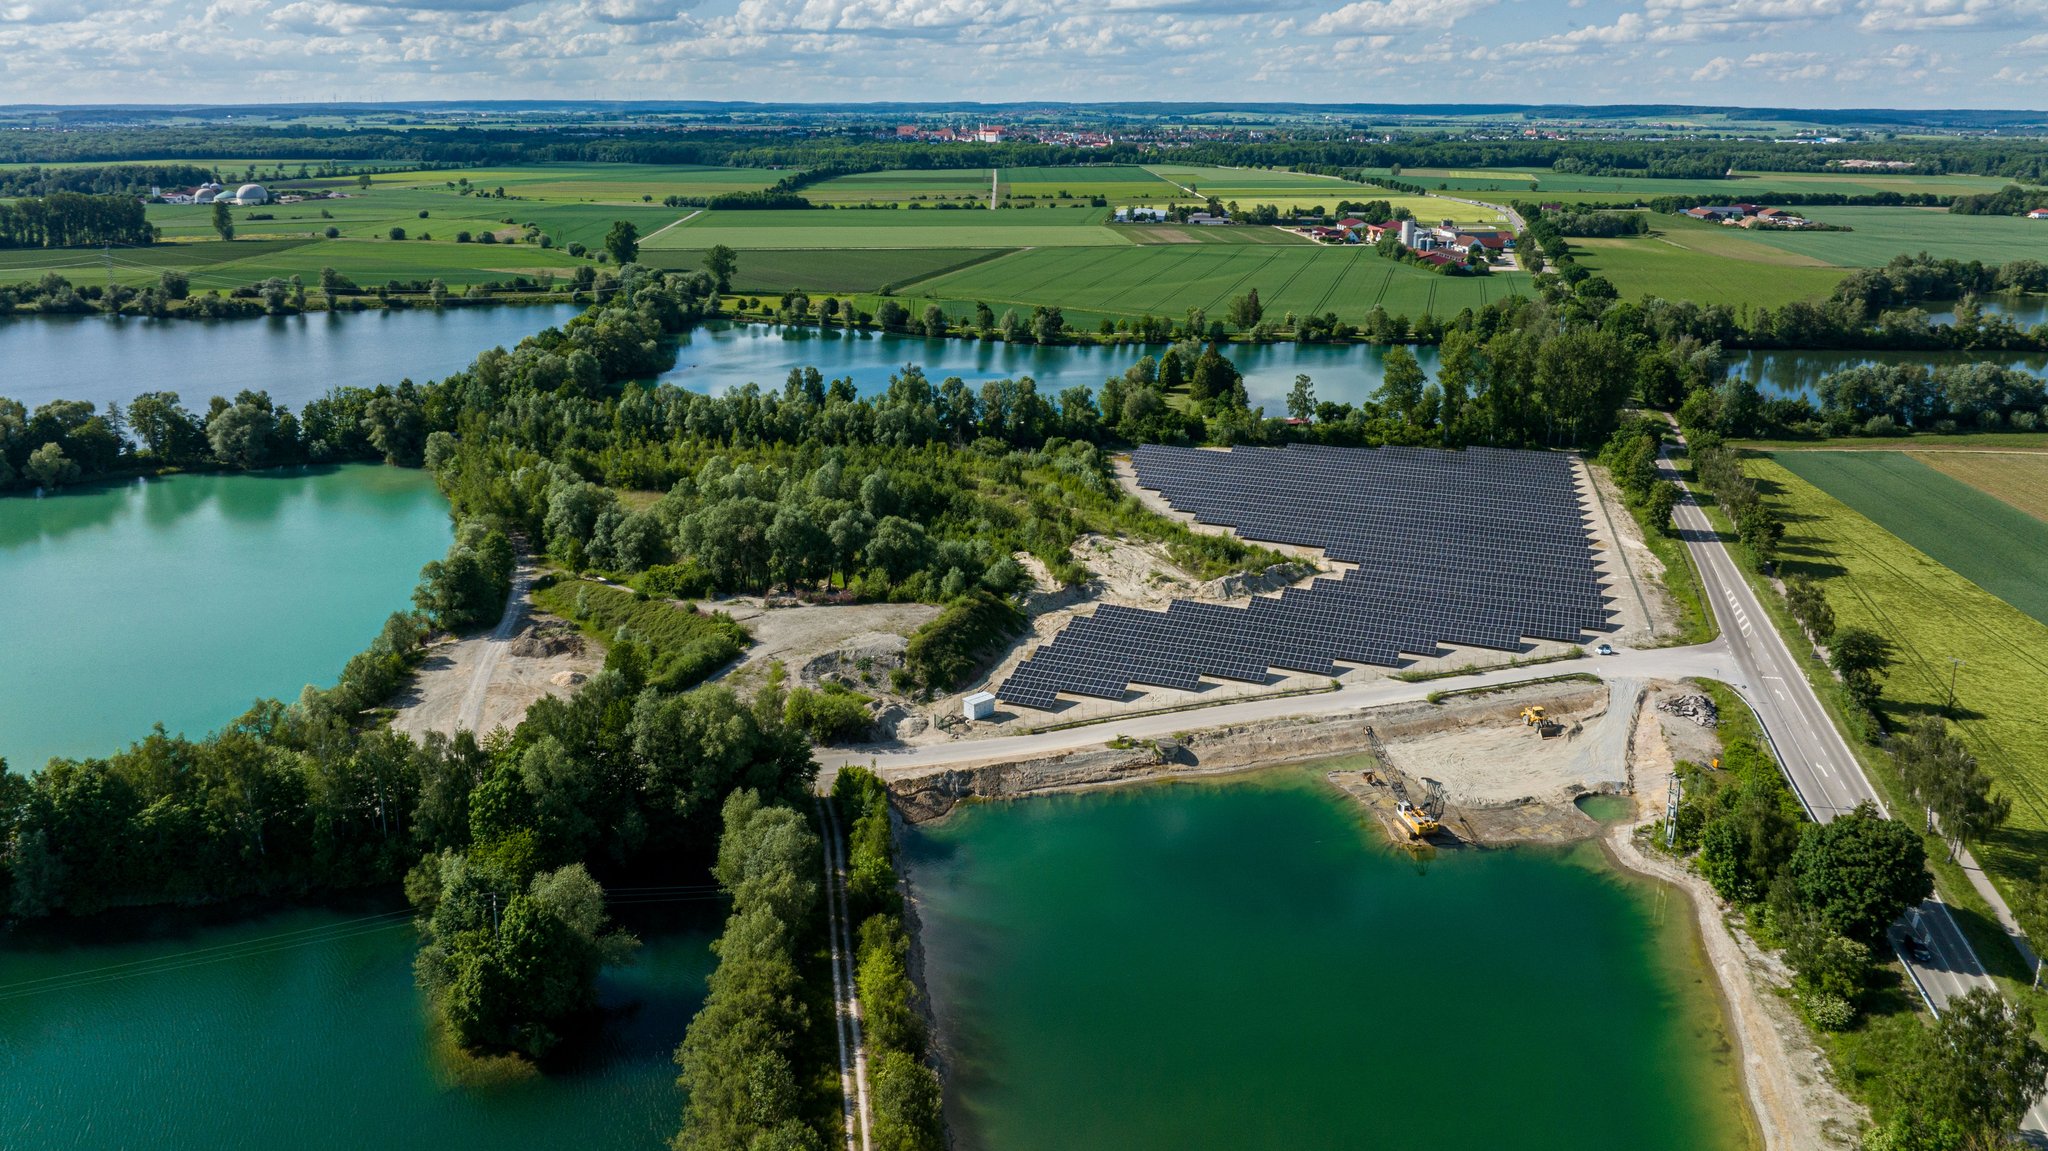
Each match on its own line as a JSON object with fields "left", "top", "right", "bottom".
{"left": 1664, "top": 774, "right": 1682, "bottom": 849}
{"left": 1946, "top": 657, "right": 1964, "bottom": 717}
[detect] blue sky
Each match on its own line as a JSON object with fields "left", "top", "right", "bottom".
{"left": 0, "top": 0, "right": 2042, "bottom": 107}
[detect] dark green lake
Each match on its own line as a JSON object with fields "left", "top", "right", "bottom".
{"left": 903, "top": 767, "right": 1754, "bottom": 1151}
{"left": 0, "top": 465, "right": 452, "bottom": 770}
{"left": 0, "top": 898, "right": 716, "bottom": 1151}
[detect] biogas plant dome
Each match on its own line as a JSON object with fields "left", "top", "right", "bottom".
{"left": 234, "top": 184, "right": 270, "bottom": 205}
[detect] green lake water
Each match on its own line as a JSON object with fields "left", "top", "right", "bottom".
{"left": 0, "top": 466, "right": 453, "bottom": 770}
{"left": 903, "top": 767, "right": 1755, "bottom": 1151}
{"left": 0, "top": 898, "right": 717, "bottom": 1150}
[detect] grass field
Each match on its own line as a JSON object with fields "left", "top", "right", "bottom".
{"left": 1752, "top": 456, "right": 2048, "bottom": 902}
{"left": 806, "top": 168, "right": 994, "bottom": 205}
{"left": 642, "top": 205, "right": 1122, "bottom": 250}
{"left": 999, "top": 165, "right": 1179, "bottom": 202}
{"left": 1364, "top": 167, "right": 2016, "bottom": 205}
{"left": 1722, "top": 206, "right": 2048, "bottom": 267}
{"left": 1571, "top": 234, "right": 1847, "bottom": 308}
{"left": 1912, "top": 451, "right": 2048, "bottom": 522}
{"left": 639, "top": 247, "right": 1009, "bottom": 293}
{"left": 1771, "top": 451, "right": 2048, "bottom": 626}
{"left": 892, "top": 244, "right": 1528, "bottom": 325}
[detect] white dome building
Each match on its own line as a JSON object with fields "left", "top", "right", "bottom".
{"left": 233, "top": 184, "right": 270, "bottom": 205}
{"left": 192, "top": 182, "right": 224, "bottom": 204}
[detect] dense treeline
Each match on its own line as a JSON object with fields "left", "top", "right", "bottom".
{"left": 0, "top": 163, "right": 215, "bottom": 196}
{"left": 1949, "top": 184, "right": 2048, "bottom": 216}
{"left": 674, "top": 789, "right": 832, "bottom": 1151}
{"left": 1812, "top": 362, "right": 2047, "bottom": 434}
{"left": 1665, "top": 691, "right": 1931, "bottom": 1034}
{"left": 835, "top": 767, "right": 946, "bottom": 1151}
{"left": 0, "top": 378, "right": 437, "bottom": 492}
{"left": 0, "top": 192, "right": 155, "bottom": 248}
{"left": 5, "top": 124, "right": 2048, "bottom": 181}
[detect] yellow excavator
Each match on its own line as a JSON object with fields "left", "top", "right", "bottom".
{"left": 1521, "top": 705, "right": 1565, "bottom": 738}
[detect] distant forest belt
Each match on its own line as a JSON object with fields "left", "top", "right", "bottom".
{"left": 638, "top": 247, "right": 1013, "bottom": 293}
{"left": 1769, "top": 450, "right": 2048, "bottom": 627}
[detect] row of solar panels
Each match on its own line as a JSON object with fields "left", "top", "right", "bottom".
{"left": 996, "top": 444, "right": 1615, "bottom": 711}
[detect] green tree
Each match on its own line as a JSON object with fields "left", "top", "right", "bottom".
{"left": 211, "top": 199, "right": 233, "bottom": 241}
{"left": 1286, "top": 374, "right": 1316, "bottom": 422}
{"left": 1644, "top": 480, "right": 1681, "bottom": 535}
{"left": 1894, "top": 717, "right": 2010, "bottom": 861}
{"left": 1789, "top": 803, "right": 1932, "bottom": 943}
{"left": 604, "top": 219, "right": 639, "bottom": 265}
{"left": 24, "top": 442, "right": 79, "bottom": 488}
{"left": 870, "top": 1048, "right": 945, "bottom": 1151}
{"left": 702, "top": 244, "right": 737, "bottom": 293}
{"left": 1227, "top": 287, "right": 1264, "bottom": 331}
{"left": 1899, "top": 988, "right": 2048, "bottom": 1149}
{"left": 1829, "top": 627, "right": 1896, "bottom": 707}
{"left": 1378, "top": 345, "right": 1427, "bottom": 422}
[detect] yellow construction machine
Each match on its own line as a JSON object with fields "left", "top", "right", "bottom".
{"left": 1520, "top": 705, "right": 1565, "bottom": 738}
{"left": 1396, "top": 778, "right": 1447, "bottom": 840}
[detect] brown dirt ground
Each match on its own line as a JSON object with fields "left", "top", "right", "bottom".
{"left": 390, "top": 614, "right": 599, "bottom": 743}
{"left": 712, "top": 598, "right": 943, "bottom": 696}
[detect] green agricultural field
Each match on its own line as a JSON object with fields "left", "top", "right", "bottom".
{"left": 349, "top": 163, "right": 783, "bottom": 202}
{"left": 1119, "top": 224, "right": 1315, "bottom": 245}
{"left": 6, "top": 235, "right": 583, "bottom": 290}
{"left": 638, "top": 247, "right": 1008, "bottom": 293}
{"left": 1000, "top": 165, "right": 1182, "bottom": 203}
{"left": 1361, "top": 167, "right": 2013, "bottom": 206}
{"left": 805, "top": 168, "right": 994, "bottom": 205}
{"left": 1769, "top": 451, "right": 2048, "bottom": 626}
{"left": 1571, "top": 234, "right": 1847, "bottom": 308}
{"left": 891, "top": 244, "right": 1528, "bottom": 326}
{"left": 145, "top": 186, "right": 683, "bottom": 250}
{"left": 641, "top": 206, "right": 1123, "bottom": 250}
{"left": 1752, "top": 455, "right": 2048, "bottom": 903}
{"left": 1721, "top": 206, "right": 2048, "bottom": 267}
{"left": 1912, "top": 451, "right": 2048, "bottom": 522}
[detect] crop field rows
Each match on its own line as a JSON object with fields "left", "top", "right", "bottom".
{"left": 1771, "top": 451, "right": 2048, "bottom": 626}
{"left": 897, "top": 244, "right": 1527, "bottom": 324}
{"left": 1360, "top": 166, "right": 2015, "bottom": 205}
{"left": 1912, "top": 451, "right": 2048, "bottom": 522}
{"left": 1754, "top": 456, "right": 2048, "bottom": 900}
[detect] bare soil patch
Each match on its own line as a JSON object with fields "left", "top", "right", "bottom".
{"left": 391, "top": 614, "right": 599, "bottom": 743}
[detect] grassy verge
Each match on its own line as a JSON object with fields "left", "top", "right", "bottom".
{"left": 1391, "top": 648, "right": 1585, "bottom": 682}
{"left": 1644, "top": 448, "right": 1719, "bottom": 646}
{"left": 532, "top": 576, "right": 749, "bottom": 692}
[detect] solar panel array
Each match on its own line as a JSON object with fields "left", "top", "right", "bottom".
{"left": 995, "top": 443, "right": 1615, "bottom": 711}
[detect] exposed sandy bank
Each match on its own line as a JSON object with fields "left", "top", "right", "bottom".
{"left": 1607, "top": 687, "right": 1865, "bottom": 1151}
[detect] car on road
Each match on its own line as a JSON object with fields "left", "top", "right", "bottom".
{"left": 1904, "top": 936, "right": 1934, "bottom": 964}
{"left": 1595, "top": 643, "right": 1615, "bottom": 656}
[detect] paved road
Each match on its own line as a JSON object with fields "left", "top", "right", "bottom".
{"left": 1659, "top": 438, "right": 2048, "bottom": 1140}
{"left": 821, "top": 642, "right": 1736, "bottom": 778}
